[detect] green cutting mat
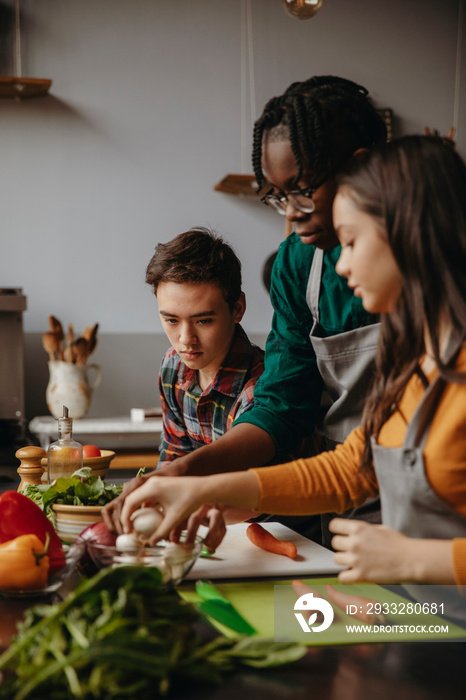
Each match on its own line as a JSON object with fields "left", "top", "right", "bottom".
{"left": 178, "top": 578, "right": 466, "bottom": 645}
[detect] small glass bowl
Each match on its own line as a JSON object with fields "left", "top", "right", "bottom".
{"left": 87, "top": 536, "right": 202, "bottom": 586}
{"left": 0, "top": 540, "right": 85, "bottom": 598}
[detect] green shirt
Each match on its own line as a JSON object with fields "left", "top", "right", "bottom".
{"left": 234, "top": 233, "right": 378, "bottom": 457}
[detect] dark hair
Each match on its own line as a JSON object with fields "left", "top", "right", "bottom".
{"left": 145, "top": 227, "right": 242, "bottom": 310}
{"left": 252, "top": 75, "right": 387, "bottom": 191}
{"left": 337, "top": 135, "right": 466, "bottom": 469}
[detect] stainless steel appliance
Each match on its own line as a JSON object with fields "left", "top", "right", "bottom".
{"left": 0, "top": 288, "right": 27, "bottom": 467}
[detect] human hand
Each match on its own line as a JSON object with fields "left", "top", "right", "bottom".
{"left": 156, "top": 458, "right": 189, "bottom": 477}
{"left": 102, "top": 472, "right": 154, "bottom": 535}
{"left": 119, "top": 475, "right": 208, "bottom": 545}
{"left": 169, "top": 504, "right": 262, "bottom": 553}
{"left": 170, "top": 503, "right": 227, "bottom": 553}
{"left": 329, "top": 518, "right": 416, "bottom": 584}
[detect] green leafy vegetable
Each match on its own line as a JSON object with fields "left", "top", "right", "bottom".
{"left": 21, "top": 468, "right": 123, "bottom": 518}
{"left": 0, "top": 566, "right": 306, "bottom": 698}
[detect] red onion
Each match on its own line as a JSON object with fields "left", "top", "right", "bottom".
{"left": 79, "top": 521, "right": 117, "bottom": 546}
{"left": 77, "top": 521, "right": 117, "bottom": 576}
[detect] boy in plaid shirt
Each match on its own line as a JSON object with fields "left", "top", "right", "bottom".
{"left": 145, "top": 227, "right": 264, "bottom": 468}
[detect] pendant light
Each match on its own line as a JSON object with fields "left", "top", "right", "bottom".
{"left": 0, "top": 0, "right": 52, "bottom": 100}
{"left": 214, "top": 0, "right": 262, "bottom": 198}
{"left": 281, "top": 0, "right": 324, "bottom": 20}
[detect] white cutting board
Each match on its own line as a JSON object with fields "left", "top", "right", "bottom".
{"left": 186, "top": 522, "right": 343, "bottom": 580}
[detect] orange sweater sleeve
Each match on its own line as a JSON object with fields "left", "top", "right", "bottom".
{"left": 250, "top": 426, "right": 379, "bottom": 516}
{"left": 452, "top": 540, "right": 466, "bottom": 587}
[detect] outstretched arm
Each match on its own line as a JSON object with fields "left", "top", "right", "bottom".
{"left": 158, "top": 422, "right": 276, "bottom": 476}
{"left": 118, "top": 470, "right": 261, "bottom": 545}
{"left": 104, "top": 425, "right": 374, "bottom": 536}
{"left": 103, "top": 423, "right": 275, "bottom": 535}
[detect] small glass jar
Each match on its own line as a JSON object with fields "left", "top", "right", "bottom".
{"left": 47, "top": 406, "right": 83, "bottom": 482}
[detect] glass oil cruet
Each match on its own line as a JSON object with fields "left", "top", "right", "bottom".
{"left": 47, "top": 405, "right": 83, "bottom": 483}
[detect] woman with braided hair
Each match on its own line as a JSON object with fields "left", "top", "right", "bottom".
{"left": 233, "top": 75, "right": 387, "bottom": 543}
{"left": 104, "top": 76, "right": 387, "bottom": 549}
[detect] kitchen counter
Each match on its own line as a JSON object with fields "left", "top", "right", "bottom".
{"left": 1, "top": 578, "right": 465, "bottom": 699}
{"left": 1, "top": 476, "right": 465, "bottom": 698}
{"left": 29, "top": 415, "right": 163, "bottom": 450}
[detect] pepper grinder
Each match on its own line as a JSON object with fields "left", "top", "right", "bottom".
{"left": 16, "top": 446, "right": 46, "bottom": 492}
{"left": 47, "top": 405, "right": 83, "bottom": 483}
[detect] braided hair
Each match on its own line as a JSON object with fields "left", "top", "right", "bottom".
{"left": 252, "top": 76, "right": 387, "bottom": 191}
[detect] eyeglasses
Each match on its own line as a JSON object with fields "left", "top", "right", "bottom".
{"left": 260, "top": 179, "right": 327, "bottom": 216}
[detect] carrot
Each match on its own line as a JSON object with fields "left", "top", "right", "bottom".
{"left": 246, "top": 523, "right": 298, "bottom": 559}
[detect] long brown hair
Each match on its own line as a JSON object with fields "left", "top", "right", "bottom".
{"left": 337, "top": 135, "right": 466, "bottom": 470}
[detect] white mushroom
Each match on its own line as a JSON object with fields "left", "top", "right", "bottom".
{"left": 115, "top": 533, "right": 139, "bottom": 553}
{"left": 131, "top": 507, "right": 164, "bottom": 538}
{"left": 162, "top": 541, "right": 195, "bottom": 579}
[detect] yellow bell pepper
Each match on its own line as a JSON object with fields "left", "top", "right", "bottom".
{"left": 0, "top": 534, "right": 50, "bottom": 590}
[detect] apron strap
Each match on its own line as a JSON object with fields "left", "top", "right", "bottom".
{"left": 403, "top": 375, "right": 447, "bottom": 451}
{"left": 306, "top": 247, "right": 324, "bottom": 323}
{"left": 403, "top": 330, "right": 464, "bottom": 450}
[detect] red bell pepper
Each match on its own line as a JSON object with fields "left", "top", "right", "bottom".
{"left": 0, "top": 491, "right": 66, "bottom": 575}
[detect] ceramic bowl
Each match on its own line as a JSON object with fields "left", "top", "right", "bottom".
{"left": 52, "top": 504, "right": 103, "bottom": 543}
{"left": 0, "top": 540, "right": 85, "bottom": 598}
{"left": 86, "top": 536, "right": 203, "bottom": 586}
{"left": 41, "top": 449, "right": 116, "bottom": 480}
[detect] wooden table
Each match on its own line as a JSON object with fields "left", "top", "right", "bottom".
{"left": 1, "top": 584, "right": 465, "bottom": 700}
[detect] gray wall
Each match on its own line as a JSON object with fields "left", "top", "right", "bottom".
{"left": 1, "top": 0, "right": 464, "bottom": 420}
{"left": 23, "top": 331, "right": 268, "bottom": 420}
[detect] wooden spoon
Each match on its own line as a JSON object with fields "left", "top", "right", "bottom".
{"left": 66, "top": 322, "right": 74, "bottom": 345}
{"left": 42, "top": 331, "right": 58, "bottom": 362}
{"left": 73, "top": 337, "right": 90, "bottom": 365}
{"left": 64, "top": 323, "right": 75, "bottom": 363}
{"left": 83, "top": 323, "right": 99, "bottom": 356}
{"left": 49, "top": 315, "right": 65, "bottom": 360}
{"left": 63, "top": 344, "right": 74, "bottom": 363}
{"left": 82, "top": 325, "right": 93, "bottom": 341}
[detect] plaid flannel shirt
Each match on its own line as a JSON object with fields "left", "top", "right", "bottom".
{"left": 157, "top": 324, "right": 264, "bottom": 467}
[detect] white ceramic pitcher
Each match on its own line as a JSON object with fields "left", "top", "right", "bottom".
{"left": 46, "top": 361, "right": 102, "bottom": 419}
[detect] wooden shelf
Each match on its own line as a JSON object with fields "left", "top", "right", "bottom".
{"left": 214, "top": 173, "right": 261, "bottom": 197}
{"left": 0, "top": 76, "right": 52, "bottom": 100}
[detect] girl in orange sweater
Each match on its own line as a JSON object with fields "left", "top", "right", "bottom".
{"left": 115, "top": 135, "right": 466, "bottom": 587}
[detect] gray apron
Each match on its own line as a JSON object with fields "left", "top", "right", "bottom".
{"left": 307, "top": 248, "right": 381, "bottom": 545}
{"left": 372, "top": 337, "right": 466, "bottom": 623}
